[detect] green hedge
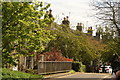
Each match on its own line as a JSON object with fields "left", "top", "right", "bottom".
{"left": 72, "top": 62, "right": 86, "bottom": 72}
{"left": 79, "top": 63, "right": 86, "bottom": 72}
{"left": 2, "top": 68, "right": 43, "bottom": 79}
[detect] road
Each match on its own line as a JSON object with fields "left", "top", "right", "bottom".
{"left": 45, "top": 72, "right": 112, "bottom": 80}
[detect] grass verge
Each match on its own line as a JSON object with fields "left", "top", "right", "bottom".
{"left": 2, "top": 68, "right": 43, "bottom": 79}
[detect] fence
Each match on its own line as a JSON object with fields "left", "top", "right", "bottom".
{"left": 38, "top": 61, "right": 72, "bottom": 74}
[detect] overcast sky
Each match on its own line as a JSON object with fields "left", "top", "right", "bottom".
{"left": 41, "top": 0, "right": 97, "bottom": 34}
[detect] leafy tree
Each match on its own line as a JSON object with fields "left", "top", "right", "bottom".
{"left": 101, "top": 38, "right": 120, "bottom": 62}
{"left": 96, "top": 26, "right": 120, "bottom": 63}
{"left": 92, "top": 0, "right": 120, "bottom": 63}
{"left": 2, "top": 2, "right": 55, "bottom": 66}
{"left": 44, "top": 23, "right": 106, "bottom": 66}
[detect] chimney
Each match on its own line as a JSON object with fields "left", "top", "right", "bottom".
{"left": 48, "top": 9, "right": 53, "bottom": 18}
{"left": 87, "top": 27, "right": 93, "bottom": 36}
{"left": 77, "top": 23, "right": 82, "bottom": 32}
{"left": 79, "top": 23, "right": 82, "bottom": 26}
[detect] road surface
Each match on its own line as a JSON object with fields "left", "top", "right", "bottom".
{"left": 45, "top": 72, "right": 112, "bottom": 80}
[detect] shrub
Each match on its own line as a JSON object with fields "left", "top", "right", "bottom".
{"left": 79, "top": 63, "right": 86, "bottom": 72}
{"left": 72, "top": 62, "right": 80, "bottom": 72}
{"left": 68, "top": 70, "right": 75, "bottom": 74}
{"left": 2, "top": 68, "right": 43, "bottom": 79}
{"left": 72, "top": 62, "right": 86, "bottom": 72}
{"left": 42, "top": 48, "right": 73, "bottom": 61}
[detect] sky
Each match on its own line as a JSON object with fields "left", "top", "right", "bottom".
{"left": 41, "top": 0, "right": 97, "bottom": 35}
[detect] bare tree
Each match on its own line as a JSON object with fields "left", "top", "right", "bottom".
{"left": 92, "top": 0, "right": 120, "bottom": 37}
